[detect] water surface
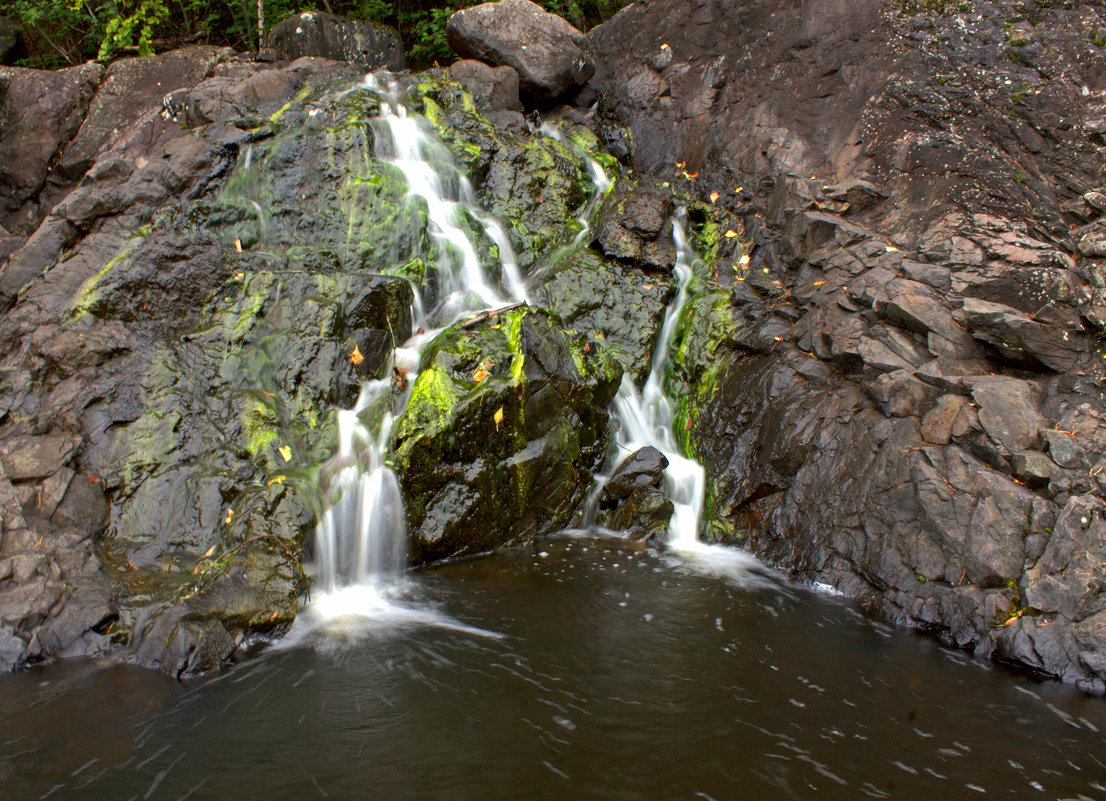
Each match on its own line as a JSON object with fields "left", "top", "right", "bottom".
{"left": 2, "top": 536, "right": 1104, "bottom": 801}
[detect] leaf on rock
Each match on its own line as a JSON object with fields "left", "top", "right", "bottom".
{"left": 350, "top": 346, "right": 364, "bottom": 366}
{"left": 493, "top": 407, "right": 504, "bottom": 428}
{"left": 278, "top": 445, "right": 292, "bottom": 462}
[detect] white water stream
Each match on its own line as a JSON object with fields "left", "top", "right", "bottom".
{"left": 299, "top": 79, "right": 761, "bottom": 640}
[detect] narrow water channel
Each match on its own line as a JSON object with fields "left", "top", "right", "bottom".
{"left": 2, "top": 537, "right": 1104, "bottom": 801}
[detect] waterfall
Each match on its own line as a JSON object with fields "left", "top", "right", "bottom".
{"left": 604, "top": 213, "right": 769, "bottom": 581}
{"left": 608, "top": 210, "right": 705, "bottom": 546}
{"left": 307, "top": 76, "right": 528, "bottom": 616}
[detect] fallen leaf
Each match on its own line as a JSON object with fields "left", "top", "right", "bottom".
{"left": 493, "top": 407, "right": 504, "bottom": 428}
{"left": 234, "top": 238, "right": 242, "bottom": 252}
{"left": 684, "top": 417, "right": 693, "bottom": 431}
{"left": 812, "top": 280, "right": 826, "bottom": 287}
{"left": 267, "top": 475, "right": 285, "bottom": 486}
{"left": 725, "top": 230, "right": 739, "bottom": 239}
{"left": 349, "top": 345, "right": 364, "bottom": 366}
{"left": 224, "top": 509, "right": 234, "bottom": 525}
{"left": 204, "top": 543, "right": 218, "bottom": 557}
{"left": 738, "top": 254, "right": 750, "bottom": 265}
{"left": 473, "top": 368, "right": 490, "bottom": 383}
{"left": 278, "top": 445, "right": 292, "bottom": 462}
{"left": 709, "top": 191, "right": 719, "bottom": 203}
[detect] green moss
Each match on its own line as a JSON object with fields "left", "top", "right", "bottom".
{"left": 69, "top": 239, "right": 143, "bottom": 318}
{"left": 243, "top": 401, "right": 280, "bottom": 459}
{"left": 394, "top": 366, "right": 459, "bottom": 449}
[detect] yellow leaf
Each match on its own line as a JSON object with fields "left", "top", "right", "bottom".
{"left": 709, "top": 192, "right": 719, "bottom": 203}
{"left": 473, "top": 368, "right": 490, "bottom": 383}
{"left": 278, "top": 445, "right": 292, "bottom": 462}
{"left": 725, "top": 230, "right": 738, "bottom": 239}
{"left": 349, "top": 345, "right": 364, "bottom": 366}
{"left": 493, "top": 407, "right": 504, "bottom": 428}
{"left": 234, "top": 238, "right": 242, "bottom": 252}
{"left": 267, "top": 475, "right": 286, "bottom": 486}
{"left": 812, "top": 280, "right": 826, "bottom": 287}
{"left": 224, "top": 509, "right": 234, "bottom": 525}
{"left": 204, "top": 543, "right": 218, "bottom": 557}
{"left": 735, "top": 186, "right": 743, "bottom": 193}
{"left": 885, "top": 245, "right": 899, "bottom": 252}
{"left": 738, "top": 254, "right": 750, "bottom": 265}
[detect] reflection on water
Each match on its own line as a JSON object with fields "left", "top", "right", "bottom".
{"left": 2, "top": 537, "right": 1104, "bottom": 801}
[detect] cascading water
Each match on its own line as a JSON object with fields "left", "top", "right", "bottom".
{"left": 301, "top": 76, "right": 529, "bottom": 630}
{"left": 603, "top": 212, "right": 770, "bottom": 582}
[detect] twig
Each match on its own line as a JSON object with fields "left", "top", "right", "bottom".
{"left": 460, "top": 301, "right": 527, "bottom": 329}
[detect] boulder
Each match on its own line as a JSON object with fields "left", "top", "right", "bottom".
{"left": 446, "top": 0, "right": 595, "bottom": 100}
{"left": 267, "top": 12, "right": 404, "bottom": 71}
{"left": 592, "top": 176, "right": 675, "bottom": 270}
{"left": 393, "top": 309, "right": 621, "bottom": 562}
{"left": 448, "top": 59, "right": 523, "bottom": 112}
{"left": 597, "top": 446, "right": 673, "bottom": 541}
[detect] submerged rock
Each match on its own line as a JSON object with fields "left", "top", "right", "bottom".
{"left": 446, "top": 0, "right": 595, "bottom": 101}
{"left": 394, "top": 308, "right": 621, "bottom": 561}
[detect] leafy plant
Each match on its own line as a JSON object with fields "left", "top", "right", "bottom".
{"left": 97, "top": 0, "right": 171, "bottom": 59}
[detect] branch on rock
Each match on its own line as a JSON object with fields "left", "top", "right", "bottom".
{"left": 460, "top": 301, "right": 527, "bottom": 328}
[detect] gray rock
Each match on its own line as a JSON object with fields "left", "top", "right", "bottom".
{"left": 1043, "top": 428, "right": 1087, "bottom": 470}
{"left": 1026, "top": 495, "right": 1106, "bottom": 622}
{"left": 601, "top": 446, "right": 668, "bottom": 503}
{"left": 1077, "top": 222, "right": 1106, "bottom": 258}
{"left": 961, "top": 297, "right": 1087, "bottom": 373}
{"left": 448, "top": 59, "right": 523, "bottom": 112}
{"left": 0, "top": 62, "right": 104, "bottom": 236}
{"left": 967, "top": 376, "right": 1044, "bottom": 454}
{"left": 58, "top": 47, "right": 228, "bottom": 183}
{"left": 0, "top": 435, "right": 80, "bottom": 481}
{"left": 593, "top": 176, "right": 675, "bottom": 270}
{"left": 267, "top": 12, "right": 405, "bottom": 71}
{"left": 447, "top": 0, "right": 595, "bottom": 100}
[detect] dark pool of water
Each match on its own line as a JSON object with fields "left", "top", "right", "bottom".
{"left": 2, "top": 536, "right": 1104, "bottom": 801}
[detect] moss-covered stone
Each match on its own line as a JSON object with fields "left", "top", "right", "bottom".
{"left": 392, "top": 307, "right": 621, "bottom": 562}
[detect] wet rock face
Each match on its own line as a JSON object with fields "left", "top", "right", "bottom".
{"left": 267, "top": 12, "right": 405, "bottom": 71}
{"left": 0, "top": 54, "right": 441, "bottom": 674}
{"left": 394, "top": 309, "right": 621, "bottom": 562}
{"left": 446, "top": 0, "right": 595, "bottom": 101}
{"left": 589, "top": 0, "right": 1106, "bottom": 688}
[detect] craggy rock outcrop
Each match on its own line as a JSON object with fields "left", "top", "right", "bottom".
{"left": 0, "top": 54, "right": 435, "bottom": 675}
{"left": 393, "top": 308, "right": 621, "bottom": 562}
{"left": 446, "top": 0, "right": 595, "bottom": 100}
{"left": 267, "top": 12, "right": 405, "bottom": 72}
{"left": 589, "top": 0, "right": 1106, "bottom": 690}
{"left": 0, "top": 50, "right": 624, "bottom": 675}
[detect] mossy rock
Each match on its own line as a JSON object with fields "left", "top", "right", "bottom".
{"left": 392, "top": 307, "right": 622, "bottom": 562}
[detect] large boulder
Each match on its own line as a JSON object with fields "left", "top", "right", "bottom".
{"left": 393, "top": 308, "right": 621, "bottom": 562}
{"left": 448, "top": 59, "right": 523, "bottom": 112}
{"left": 446, "top": 0, "right": 595, "bottom": 100}
{"left": 267, "top": 12, "right": 405, "bottom": 71}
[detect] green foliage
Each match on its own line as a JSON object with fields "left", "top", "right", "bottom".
{"left": 97, "top": 0, "right": 170, "bottom": 59}
{"left": 10, "top": 0, "right": 629, "bottom": 70}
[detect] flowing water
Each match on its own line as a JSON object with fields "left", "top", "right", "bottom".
{"left": 306, "top": 76, "right": 530, "bottom": 627}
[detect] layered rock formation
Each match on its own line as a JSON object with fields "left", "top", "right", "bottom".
{"left": 588, "top": 0, "right": 1106, "bottom": 690}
